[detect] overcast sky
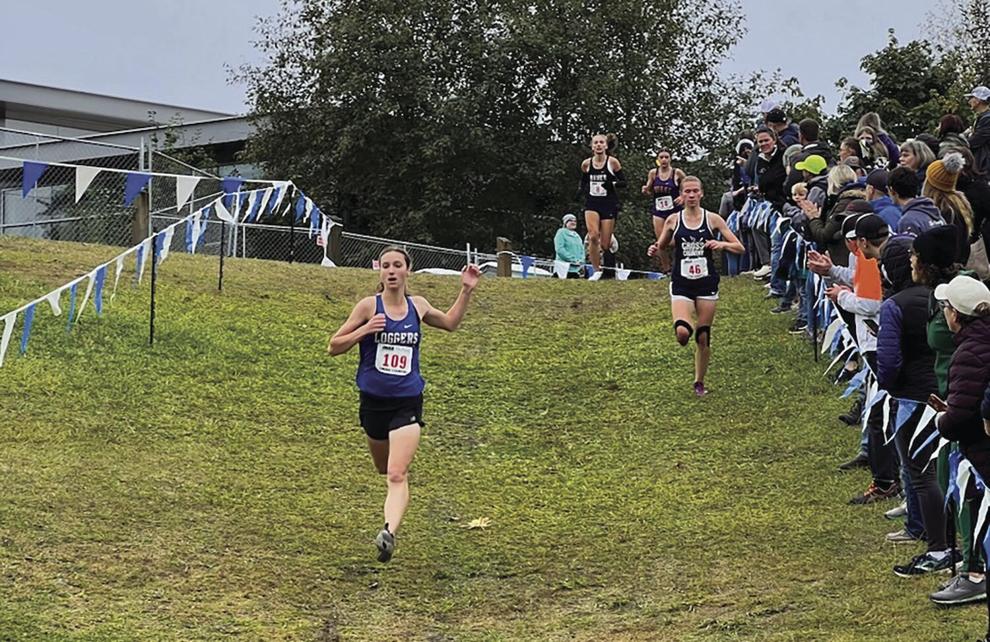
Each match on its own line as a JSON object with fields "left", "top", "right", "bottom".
{"left": 0, "top": 0, "right": 932, "bottom": 116}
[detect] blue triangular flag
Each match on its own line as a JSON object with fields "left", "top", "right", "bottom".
{"left": 647, "top": 272, "right": 662, "bottom": 280}
{"left": 221, "top": 177, "right": 244, "bottom": 210}
{"left": 123, "top": 172, "right": 152, "bottom": 207}
{"left": 93, "top": 266, "right": 106, "bottom": 317}
{"left": 310, "top": 206, "right": 321, "bottom": 234}
{"left": 295, "top": 194, "right": 306, "bottom": 223}
{"left": 22, "top": 161, "right": 49, "bottom": 198}
{"left": 185, "top": 215, "right": 195, "bottom": 252}
{"left": 520, "top": 256, "right": 535, "bottom": 278}
{"left": 945, "top": 450, "right": 962, "bottom": 508}
{"left": 66, "top": 283, "right": 78, "bottom": 332}
{"left": 246, "top": 193, "right": 263, "bottom": 223}
{"left": 585, "top": 264, "right": 595, "bottom": 278}
{"left": 19, "top": 303, "right": 35, "bottom": 355}
{"left": 268, "top": 186, "right": 281, "bottom": 213}
{"left": 154, "top": 231, "right": 166, "bottom": 263}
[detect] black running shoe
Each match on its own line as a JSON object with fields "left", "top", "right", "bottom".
{"left": 893, "top": 550, "right": 960, "bottom": 578}
{"left": 375, "top": 527, "right": 395, "bottom": 563}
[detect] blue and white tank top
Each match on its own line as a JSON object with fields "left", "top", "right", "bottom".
{"left": 356, "top": 295, "right": 424, "bottom": 397}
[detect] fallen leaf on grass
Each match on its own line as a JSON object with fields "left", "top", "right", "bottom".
{"left": 461, "top": 517, "right": 492, "bottom": 530}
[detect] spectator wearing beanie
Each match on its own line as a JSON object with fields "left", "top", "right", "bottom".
{"left": 554, "top": 213, "right": 585, "bottom": 278}
{"left": 766, "top": 108, "right": 800, "bottom": 147}
{"left": 889, "top": 166, "right": 944, "bottom": 236}
{"left": 938, "top": 114, "right": 969, "bottom": 157}
{"left": 912, "top": 228, "right": 987, "bottom": 605}
{"left": 966, "top": 86, "right": 990, "bottom": 177}
{"left": 876, "top": 235, "right": 947, "bottom": 571}
{"left": 924, "top": 152, "right": 975, "bottom": 266}
{"left": 864, "top": 169, "right": 901, "bottom": 228}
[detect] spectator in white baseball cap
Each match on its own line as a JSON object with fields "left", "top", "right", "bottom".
{"left": 934, "top": 274, "right": 990, "bottom": 320}
{"left": 966, "top": 86, "right": 990, "bottom": 176}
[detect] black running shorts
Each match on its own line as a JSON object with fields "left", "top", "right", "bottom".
{"left": 359, "top": 392, "right": 424, "bottom": 441}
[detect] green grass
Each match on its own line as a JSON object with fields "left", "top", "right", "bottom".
{"left": 0, "top": 236, "right": 983, "bottom": 641}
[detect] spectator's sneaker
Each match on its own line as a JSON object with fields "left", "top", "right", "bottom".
{"left": 752, "top": 265, "right": 772, "bottom": 279}
{"left": 587, "top": 271, "right": 603, "bottom": 282}
{"left": 930, "top": 574, "right": 987, "bottom": 606}
{"left": 893, "top": 550, "right": 960, "bottom": 578}
{"left": 838, "top": 452, "right": 869, "bottom": 471}
{"left": 886, "top": 528, "right": 924, "bottom": 544}
{"left": 693, "top": 381, "right": 709, "bottom": 397}
{"left": 788, "top": 320, "right": 808, "bottom": 334}
{"left": 838, "top": 398, "right": 864, "bottom": 425}
{"left": 770, "top": 303, "right": 792, "bottom": 314}
{"left": 849, "top": 481, "right": 899, "bottom": 505}
{"left": 763, "top": 290, "right": 784, "bottom": 299}
{"left": 375, "top": 527, "right": 395, "bottom": 563}
{"left": 884, "top": 501, "right": 908, "bottom": 520}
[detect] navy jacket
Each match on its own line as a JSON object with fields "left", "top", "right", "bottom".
{"left": 939, "top": 316, "right": 990, "bottom": 445}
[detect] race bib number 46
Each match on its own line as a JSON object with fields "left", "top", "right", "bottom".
{"left": 681, "top": 257, "right": 709, "bottom": 280}
{"left": 376, "top": 344, "right": 412, "bottom": 376}
{"left": 590, "top": 180, "right": 607, "bottom": 197}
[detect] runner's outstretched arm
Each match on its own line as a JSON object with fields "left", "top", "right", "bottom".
{"left": 415, "top": 265, "right": 480, "bottom": 331}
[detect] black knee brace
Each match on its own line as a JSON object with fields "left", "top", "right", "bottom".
{"left": 696, "top": 325, "right": 711, "bottom": 346}
{"left": 674, "top": 320, "right": 693, "bottom": 346}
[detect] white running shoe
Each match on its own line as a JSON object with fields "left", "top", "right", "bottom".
{"left": 752, "top": 265, "right": 771, "bottom": 278}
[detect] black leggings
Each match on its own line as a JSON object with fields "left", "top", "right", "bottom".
{"left": 893, "top": 401, "right": 947, "bottom": 551}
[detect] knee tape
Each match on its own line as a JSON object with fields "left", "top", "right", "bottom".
{"left": 696, "top": 325, "right": 711, "bottom": 346}
{"left": 674, "top": 320, "right": 693, "bottom": 346}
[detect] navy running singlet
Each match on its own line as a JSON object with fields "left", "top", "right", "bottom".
{"left": 356, "top": 295, "right": 425, "bottom": 397}
{"left": 651, "top": 169, "right": 681, "bottom": 218}
{"left": 584, "top": 155, "right": 620, "bottom": 217}
{"left": 671, "top": 210, "right": 719, "bottom": 298}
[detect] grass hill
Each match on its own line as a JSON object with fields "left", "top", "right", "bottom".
{"left": 0, "top": 236, "right": 982, "bottom": 640}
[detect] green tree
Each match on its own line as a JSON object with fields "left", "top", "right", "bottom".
{"left": 237, "top": 0, "right": 762, "bottom": 266}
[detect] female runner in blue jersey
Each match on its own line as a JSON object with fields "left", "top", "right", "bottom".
{"left": 329, "top": 247, "right": 480, "bottom": 562}
{"left": 648, "top": 177, "right": 744, "bottom": 396}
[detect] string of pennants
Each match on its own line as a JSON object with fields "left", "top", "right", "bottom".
{"left": 1, "top": 161, "right": 338, "bottom": 367}
{"left": 814, "top": 270, "right": 990, "bottom": 557}
{"left": 511, "top": 254, "right": 667, "bottom": 280}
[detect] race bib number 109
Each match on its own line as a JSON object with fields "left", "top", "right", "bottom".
{"left": 376, "top": 344, "right": 412, "bottom": 376}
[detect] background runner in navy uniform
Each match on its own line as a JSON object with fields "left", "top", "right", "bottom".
{"left": 580, "top": 133, "right": 627, "bottom": 281}
{"left": 649, "top": 177, "right": 744, "bottom": 396}
{"left": 329, "top": 247, "right": 480, "bottom": 562}
{"left": 641, "top": 149, "right": 686, "bottom": 274}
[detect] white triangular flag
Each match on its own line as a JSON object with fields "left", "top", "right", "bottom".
{"left": 272, "top": 181, "right": 291, "bottom": 209}
{"left": 973, "top": 491, "right": 990, "bottom": 553}
{"left": 616, "top": 268, "right": 630, "bottom": 281}
{"left": 190, "top": 211, "right": 202, "bottom": 253}
{"left": 321, "top": 256, "right": 336, "bottom": 268}
{"left": 175, "top": 175, "right": 201, "bottom": 211}
{"left": 136, "top": 238, "right": 152, "bottom": 284}
{"left": 0, "top": 311, "right": 16, "bottom": 368}
{"left": 159, "top": 225, "right": 176, "bottom": 263}
{"left": 257, "top": 187, "right": 273, "bottom": 217}
{"left": 75, "top": 166, "right": 101, "bottom": 203}
{"left": 112, "top": 254, "right": 125, "bottom": 302}
{"left": 305, "top": 198, "right": 315, "bottom": 237}
{"left": 45, "top": 289, "right": 63, "bottom": 316}
{"left": 77, "top": 270, "right": 96, "bottom": 321}
{"left": 553, "top": 260, "right": 570, "bottom": 279}
{"left": 214, "top": 198, "right": 233, "bottom": 222}
{"left": 908, "top": 405, "right": 938, "bottom": 451}
{"left": 243, "top": 190, "right": 258, "bottom": 223}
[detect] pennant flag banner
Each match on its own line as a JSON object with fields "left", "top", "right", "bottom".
{"left": 585, "top": 264, "right": 595, "bottom": 278}
{"left": 244, "top": 190, "right": 260, "bottom": 223}
{"left": 520, "top": 256, "right": 535, "bottom": 278}
{"left": 221, "top": 177, "right": 244, "bottom": 210}
{"left": 186, "top": 211, "right": 203, "bottom": 253}
{"left": 22, "top": 161, "right": 50, "bottom": 198}
{"left": 309, "top": 204, "right": 320, "bottom": 237}
{"left": 214, "top": 198, "right": 233, "bottom": 223}
{"left": 0, "top": 312, "right": 15, "bottom": 367}
{"left": 112, "top": 254, "right": 125, "bottom": 302}
{"left": 19, "top": 304, "right": 34, "bottom": 355}
{"left": 909, "top": 405, "right": 939, "bottom": 451}
{"left": 123, "top": 172, "right": 152, "bottom": 207}
{"left": 616, "top": 268, "right": 630, "bottom": 281}
{"left": 257, "top": 187, "right": 273, "bottom": 219}
{"left": 75, "top": 166, "right": 101, "bottom": 203}
{"left": 175, "top": 175, "right": 201, "bottom": 211}
{"left": 77, "top": 271, "right": 96, "bottom": 321}
{"left": 553, "top": 260, "right": 570, "bottom": 279}
{"left": 135, "top": 239, "right": 149, "bottom": 285}
{"left": 295, "top": 193, "right": 307, "bottom": 223}
{"left": 197, "top": 205, "right": 211, "bottom": 247}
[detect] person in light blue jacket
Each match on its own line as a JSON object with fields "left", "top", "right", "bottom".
{"left": 554, "top": 213, "right": 585, "bottom": 278}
